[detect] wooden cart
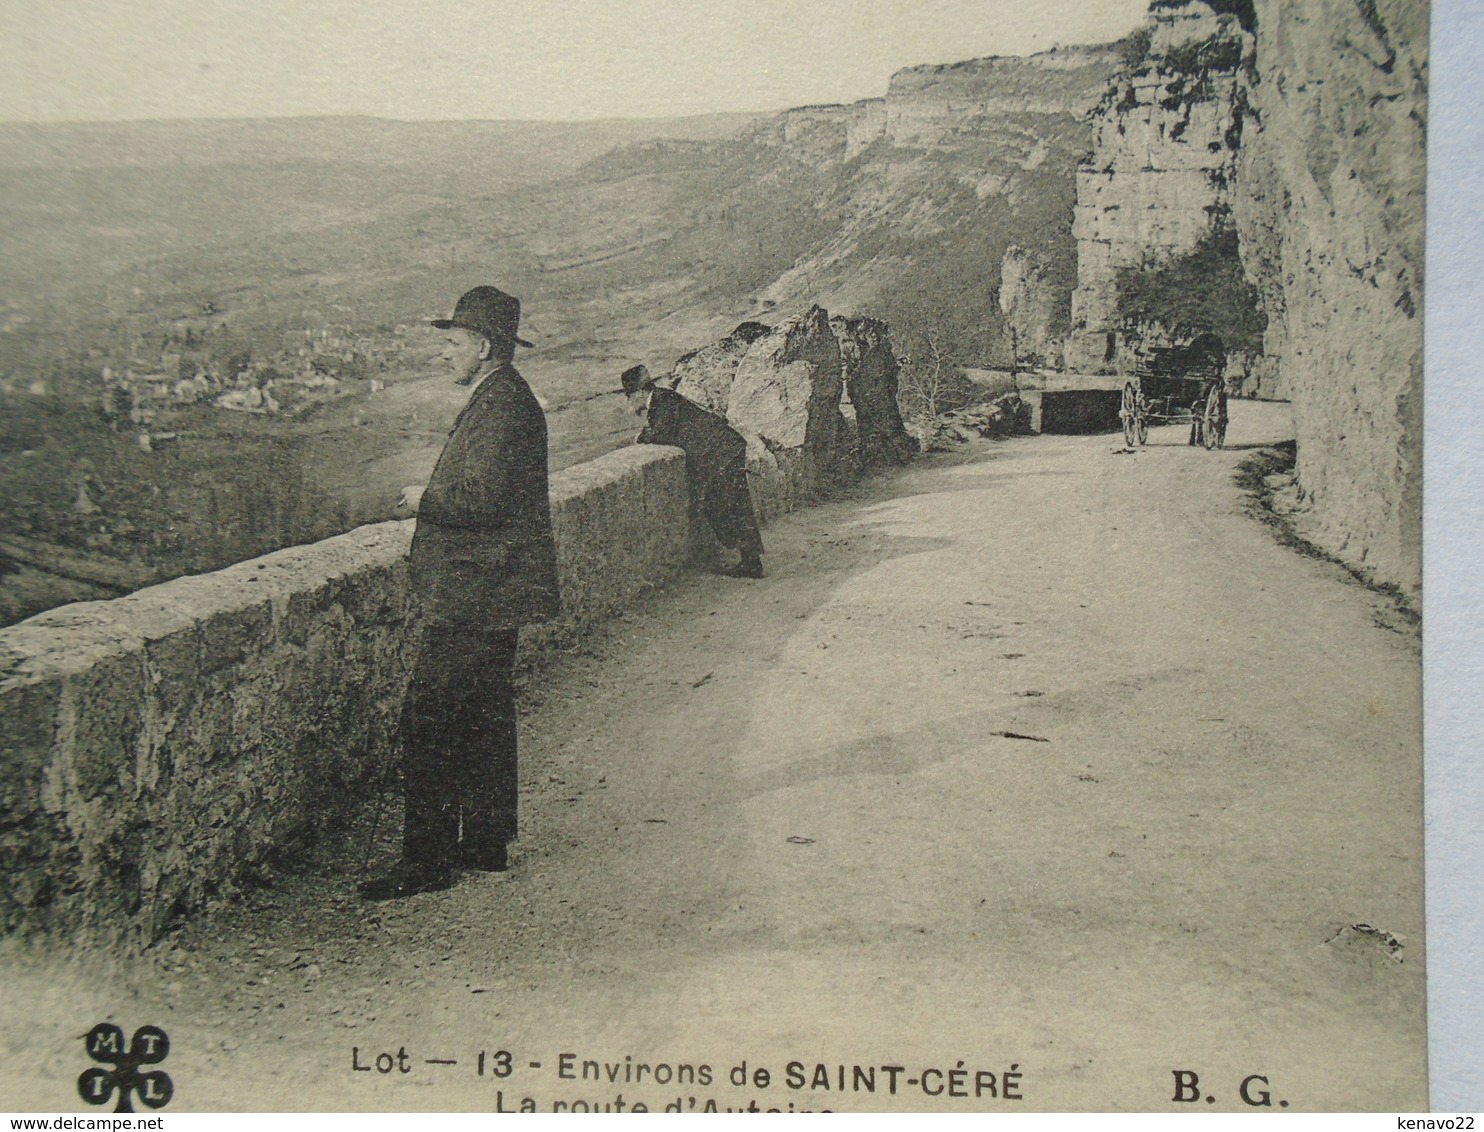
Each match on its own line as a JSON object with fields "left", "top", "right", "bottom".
{"left": 1118, "top": 337, "right": 1228, "bottom": 450}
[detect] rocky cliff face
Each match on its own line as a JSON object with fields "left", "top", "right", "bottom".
{"left": 745, "top": 46, "right": 1121, "bottom": 368}
{"left": 1232, "top": 0, "right": 1425, "bottom": 596}
{"left": 883, "top": 47, "right": 1126, "bottom": 146}
{"left": 1067, "top": 0, "right": 1424, "bottom": 596}
{"left": 1067, "top": 3, "right": 1253, "bottom": 373}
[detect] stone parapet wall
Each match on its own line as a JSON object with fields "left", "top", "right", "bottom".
{"left": 546, "top": 448, "right": 692, "bottom": 625}
{"left": 0, "top": 445, "right": 692, "bottom": 945}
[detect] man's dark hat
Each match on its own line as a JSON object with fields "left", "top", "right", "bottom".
{"left": 620, "top": 364, "right": 655, "bottom": 395}
{"left": 432, "top": 286, "right": 534, "bottom": 348}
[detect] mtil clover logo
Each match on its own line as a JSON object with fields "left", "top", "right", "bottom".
{"left": 77, "top": 1023, "right": 173, "bottom": 1112}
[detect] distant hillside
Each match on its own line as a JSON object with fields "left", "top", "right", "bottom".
{"left": 0, "top": 113, "right": 761, "bottom": 369}
{"left": 463, "top": 42, "right": 1122, "bottom": 412}
{"left": 0, "top": 44, "right": 1125, "bottom": 624}
{"left": 0, "top": 114, "right": 761, "bottom": 172}
{"left": 755, "top": 46, "right": 1121, "bottom": 361}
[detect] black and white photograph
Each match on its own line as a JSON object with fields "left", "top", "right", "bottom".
{"left": 0, "top": 0, "right": 1454, "bottom": 1114}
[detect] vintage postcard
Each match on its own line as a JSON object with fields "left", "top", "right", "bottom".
{"left": 0, "top": 0, "right": 1451, "bottom": 1114}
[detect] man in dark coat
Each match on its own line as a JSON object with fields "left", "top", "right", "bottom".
{"left": 623, "top": 364, "right": 764, "bottom": 578}
{"left": 361, "top": 286, "right": 560, "bottom": 900}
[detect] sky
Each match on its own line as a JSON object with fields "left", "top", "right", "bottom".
{"left": 0, "top": 0, "right": 1151, "bottom": 123}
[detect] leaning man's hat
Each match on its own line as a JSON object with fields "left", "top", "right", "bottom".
{"left": 620, "top": 364, "right": 655, "bottom": 395}
{"left": 432, "top": 285, "right": 534, "bottom": 348}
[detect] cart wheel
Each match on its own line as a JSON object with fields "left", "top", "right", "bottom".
{"left": 1121, "top": 382, "right": 1138, "bottom": 447}
{"left": 1202, "top": 385, "right": 1223, "bottom": 451}
{"left": 1135, "top": 411, "right": 1149, "bottom": 446}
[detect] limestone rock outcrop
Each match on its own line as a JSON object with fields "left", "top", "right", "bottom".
{"left": 1066, "top": 0, "right": 1423, "bottom": 595}
{"left": 743, "top": 47, "right": 1120, "bottom": 370}
{"left": 884, "top": 48, "right": 1121, "bottom": 148}
{"left": 830, "top": 315, "right": 917, "bottom": 467}
{"left": 727, "top": 306, "right": 848, "bottom": 511}
{"left": 1000, "top": 246, "right": 1064, "bottom": 368}
{"left": 1066, "top": 2, "right": 1253, "bottom": 373}
{"left": 1231, "top": 0, "right": 1425, "bottom": 596}
{"left": 667, "top": 321, "right": 771, "bottom": 415}
{"left": 663, "top": 308, "right": 915, "bottom": 517}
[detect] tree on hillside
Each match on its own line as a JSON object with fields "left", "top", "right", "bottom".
{"left": 1113, "top": 224, "right": 1266, "bottom": 351}
{"left": 893, "top": 307, "right": 983, "bottom": 424}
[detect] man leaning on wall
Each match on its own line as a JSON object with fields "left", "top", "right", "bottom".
{"left": 623, "top": 363, "right": 765, "bottom": 579}
{"left": 361, "top": 285, "right": 560, "bottom": 901}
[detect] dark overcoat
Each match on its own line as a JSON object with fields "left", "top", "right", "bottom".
{"left": 638, "top": 387, "right": 763, "bottom": 558}
{"left": 409, "top": 362, "right": 561, "bottom": 628}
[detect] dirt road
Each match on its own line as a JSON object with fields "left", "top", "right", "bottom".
{"left": 2, "top": 402, "right": 1426, "bottom": 1112}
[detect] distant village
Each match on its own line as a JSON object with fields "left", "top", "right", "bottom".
{"left": 85, "top": 323, "right": 403, "bottom": 449}
{"left": 0, "top": 316, "right": 408, "bottom": 451}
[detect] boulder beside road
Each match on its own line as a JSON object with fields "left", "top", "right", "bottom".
{"left": 668, "top": 321, "right": 772, "bottom": 416}
{"left": 831, "top": 314, "right": 918, "bottom": 467}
